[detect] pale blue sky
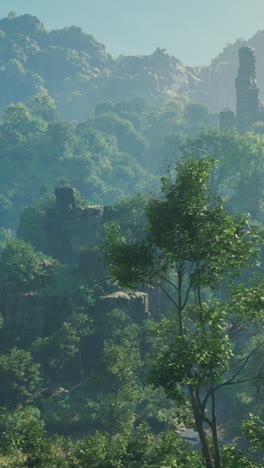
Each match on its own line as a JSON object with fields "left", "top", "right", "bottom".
{"left": 1, "top": 0, "right": 264, "bottom": 65}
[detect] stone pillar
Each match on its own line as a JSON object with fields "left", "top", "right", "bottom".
{"left": 235, "top": 47, "right": 259, "bottom": 132}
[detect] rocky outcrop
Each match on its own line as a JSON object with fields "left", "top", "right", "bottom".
{"left": 98, "top": 291, "right": 149, "bottom": 322}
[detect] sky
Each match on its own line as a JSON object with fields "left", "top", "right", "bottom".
{"left": 1, "top": 0, "right": 264, "bottom": 66}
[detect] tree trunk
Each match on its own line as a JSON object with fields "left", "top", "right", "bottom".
{"left": 211, "top": 389, "right": 221, "bottom": 468}
{"left": 189, "top": 385, "right": 214, "bottom": 468}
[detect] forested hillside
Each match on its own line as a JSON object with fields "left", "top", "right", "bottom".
{"left": 2, "top": 12, "right": 264, "bottom": 121}
{"left": 0, "top": 11, "right": 264, "bottom": 468}
{"left": 0, "top": 91, "right": 219, "bottom": 239}
{"left": 0, "top": 12, "right": 195, "bottom": 121}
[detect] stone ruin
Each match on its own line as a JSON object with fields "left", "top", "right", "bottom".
{"left": 220, "top": 46, "right": 264, "bottom": 132}
{"left": 45, "top": 187, "right": 159, "bottom": 315}
{"left": 3, "top": 188, "right": 151, "bottom": 343}
{"left": 46, "top": 187, "right": 112, "bottom": 265}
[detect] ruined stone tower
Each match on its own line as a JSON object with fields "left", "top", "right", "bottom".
{"left": 235, "top": 46, "right": 259, "bottom": 131}
{"left": 219, "top": 46, "right": 264, "bottom": 132}
{"left": 46, "top": 188, "right": 112, "bottom": 264}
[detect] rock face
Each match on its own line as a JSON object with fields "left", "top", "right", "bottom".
{"left": 1, "top": 293, "right": 68, "bottom": 346}
{"left": 1, "top": 291, "right": 149, "bottom": 346}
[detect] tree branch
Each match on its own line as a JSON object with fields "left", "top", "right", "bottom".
{"left": 215, "top": 341, "right": 264, "bottom": 391}
{"left": 158, "top": 273, "right": 179, "bottom": 292}
{"left": 202, "top": 342, "right": 264, "bottom": 409}
{"left": 158, "top": 283, "right": 179, "bottom": 311}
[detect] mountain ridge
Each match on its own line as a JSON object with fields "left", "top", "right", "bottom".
{"left": 1, "top": 13, "right": 264, "bottom": 120}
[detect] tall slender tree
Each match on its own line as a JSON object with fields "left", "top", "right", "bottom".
{"left": 103, "top": 156, "right": 264, "bottom": 468}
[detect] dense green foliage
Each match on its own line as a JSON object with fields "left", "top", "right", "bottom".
{"left": 0, "top": 239, "right": 55, "bottom": 292}
{"left": 0, "top": 93, "right": 220, "bottom": 234}
{"left": 1, "top": 11, "right": 264, "bottom": 467}
{"left": 1, "top": 109, "right": 264, "bottom": 466}
{"left": 1, "top": 102, "right": 264, "bottom": 465}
